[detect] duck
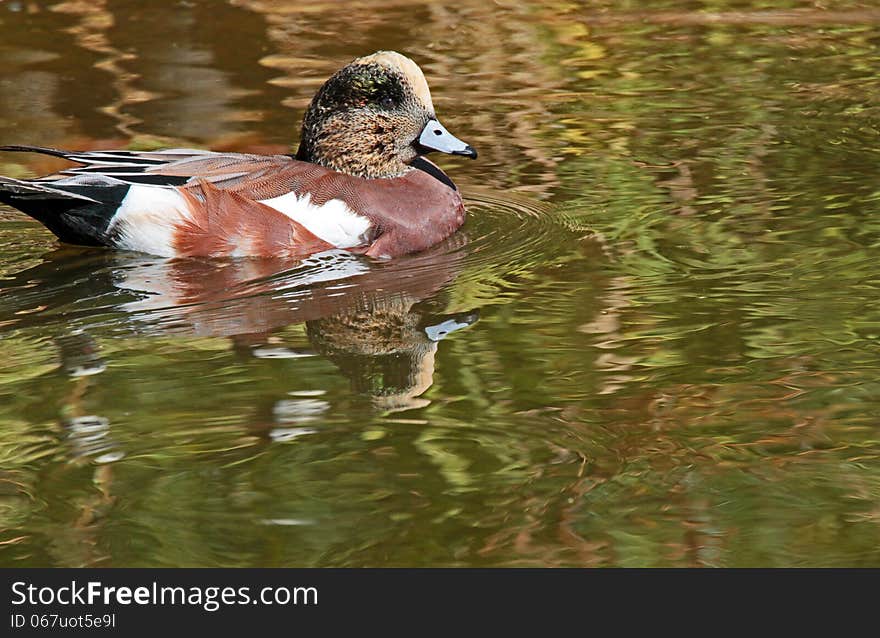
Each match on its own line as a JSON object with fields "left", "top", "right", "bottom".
{"left": 0, "top": 51, "right": 477, "bottom": 260}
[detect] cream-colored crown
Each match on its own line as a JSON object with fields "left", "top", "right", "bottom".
{"left": 353, "top": 51, "right": 435, "bottom": 114}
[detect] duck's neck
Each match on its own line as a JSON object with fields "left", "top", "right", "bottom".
{"left": 295, "top": 115, "right": 413, "bottom": 179}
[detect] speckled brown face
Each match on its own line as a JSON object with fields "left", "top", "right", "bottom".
{"left": 296, "top": 51, "right": 475, "bottom": 179}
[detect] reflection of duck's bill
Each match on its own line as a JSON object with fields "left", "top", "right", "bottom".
{"left": 421, "top": 310, "right": 480, "bottom": 342}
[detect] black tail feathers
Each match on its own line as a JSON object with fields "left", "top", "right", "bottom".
{"left": 0, "top": 176, "right": 129, "bottom": 247}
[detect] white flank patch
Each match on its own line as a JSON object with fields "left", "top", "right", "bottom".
{"left": 258, "top": 192, "right": 371, "bottom": 249}
{"left": 108, "top": 185, "right": 192, "bottom": 257}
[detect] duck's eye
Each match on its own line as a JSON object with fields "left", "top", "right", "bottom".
{"left": 378, "top": 95, "right": 396, "bottom": 109}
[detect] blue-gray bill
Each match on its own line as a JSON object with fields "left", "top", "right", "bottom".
{"left": 417, "top": 119, "right": 477, "bottom": 159}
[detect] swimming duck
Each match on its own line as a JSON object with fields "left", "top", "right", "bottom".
{"left": 0, "top": 51, "right": 476, "bottom": 259}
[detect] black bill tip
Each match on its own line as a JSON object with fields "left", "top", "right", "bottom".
{"left": 452, "top": 145, "right": 478, "bottom": 160}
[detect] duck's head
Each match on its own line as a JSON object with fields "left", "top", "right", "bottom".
{"left": 295, "top": 51, "right": 476, "bottom": 179}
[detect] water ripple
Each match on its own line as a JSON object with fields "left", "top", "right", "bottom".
{"left": 0, "top": 188, "right": 579, "bottom": 337}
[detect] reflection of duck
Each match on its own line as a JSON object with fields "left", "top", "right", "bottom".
{"left": 122, "top": 238, "right": 478, "bottom": 410}
{"left": 116, "top": 232, "right": 472, "bottom": 337}
{"left": 1, "top": 235, "right": 476, "bottom": 411}
{"left": 0, "top": 51, "right": 476, "bottom": 259}
{"left": 307, "top": 304, "right": 478, "bottom": 412}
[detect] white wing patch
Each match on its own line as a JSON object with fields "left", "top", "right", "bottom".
{"left": 108, "top": 184, "right": 372, "bottom": 257}
{"left": 258, "top": 192, "right": 371, "bottom": 249}
{"left": 108, "top": 185, "right": 192, "bottom": 257}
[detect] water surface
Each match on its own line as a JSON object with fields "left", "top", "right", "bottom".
{"left": 2, "top": 0, "right": 880, "bottom": 567}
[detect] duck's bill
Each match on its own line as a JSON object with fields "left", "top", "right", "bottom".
{"left": 417, "top": 119, "right": 477, "bottom": 159}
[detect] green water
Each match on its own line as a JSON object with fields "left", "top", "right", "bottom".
{"left": 2, "top": 0, "right": 880, "bottom": 567}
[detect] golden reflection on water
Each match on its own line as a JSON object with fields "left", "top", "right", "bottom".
{"left": 2, "top": 1, "right": 880, "bottom": 566}
{"left": 0, "top": 0, "right": 577, "bottom": 192}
